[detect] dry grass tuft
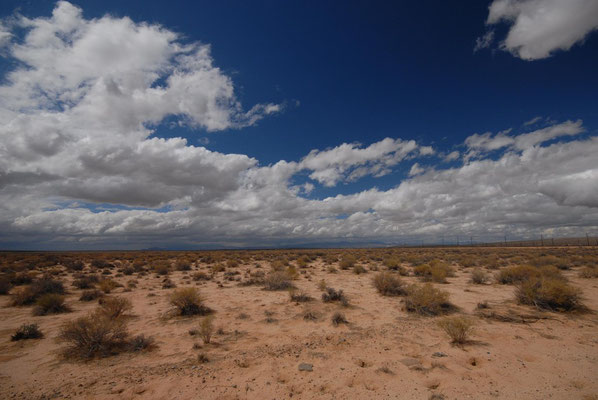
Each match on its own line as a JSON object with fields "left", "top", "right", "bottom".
{"left": 437, "top": 316, "right": 474, "bottom": 344}
{"left": 372, "top": 272, "right": 406, "bottom": 296}
{"left": 515, "top": 277, "right": 583, "bottom": 311}
{"left": 404, "top": 283, "right": 454, "bottom": 315}
{"left": 169, "top": 287, "right": 211, "bottom": 316}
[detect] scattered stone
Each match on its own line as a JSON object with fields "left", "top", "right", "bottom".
{"left": 432, "top": 352, "right": 448, "bottom": 358}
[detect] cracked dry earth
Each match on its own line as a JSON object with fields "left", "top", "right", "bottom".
{"left": 1, "top": 250, "right": 598, "bottom": 399}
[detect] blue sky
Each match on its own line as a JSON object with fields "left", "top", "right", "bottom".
{"left": 0, "top": 0, "right": 597, "bottom": 249}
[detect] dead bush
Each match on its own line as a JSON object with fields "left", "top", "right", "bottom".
{"left": 404, "top": 283, "right": 454, "bottom": 316}
{"left": 470, "top": 268, "right": 488, "bottom": 284}
{"left": 198, "top": 316, "right": 214, "bottom": 344}
{"left": 352, "top": 264, "right": 367, "bottom": 274}
{"left": 322, "top": 287, "right": 348, "bottom": 306}
{"left": 59, "top": 311, "right": 129, "bottom": 358}
{"left": 128, "top": 334, "right": 155, "bottom": 352}
{"left": 289, "top": 289, "right": 313, "bottom": 302}
{"left": 437, "top": 316, "right": 474, "bottom": 344}
{"left": 331, "top": 312, "right": 348, "bottom": 326}
{"left": 33, "top": 293, "right": 70, "bottom": 316}
{"left": 11, "top": 323, "right": 43, "bottom": 341}
{"left": 98, "top": 296, "right": 133, "bottom": 319}
{"left": 98, "top": 279, "right": 119, "bottom": 294}
{"left": 170, "top": 287, "right": 211, "bottom": 316}
{"left": 373, "top": 272, "right": 406, "bottom": 296}
{"left": 79, "top": 289, "right": 104, "bottom": 302}
{"left": 413, "top": 262, "right": 454, "bottom": 283}
{"left": 263, "top": 271, "right": 294, "bottom": 291}
{"left": 339, "top": 255, "right": 357, "bottom": 270}
{"left": 515, "top": 277, "right": 583, "bottom": 311}
{"left": 579, "top": 266, "right": 598, "bottom": 278}
{"left": 496, "top": 265, "right": 540, "bottom": 284}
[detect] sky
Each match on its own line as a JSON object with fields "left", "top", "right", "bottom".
{"left": 0, "top": 0, "right": 597, "bottom": 250}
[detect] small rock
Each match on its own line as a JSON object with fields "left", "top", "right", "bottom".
{"left": 298, "top": 363, "right": 313, "bottom": 372}
{"left": 432, "top": 352, "right": 448, "bottom": 358}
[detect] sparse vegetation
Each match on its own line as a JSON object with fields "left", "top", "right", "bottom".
{"left": 437, "top": 316, "right": 474, "bottom": 344}
{"left": 470, "top": 268, "right": 488, "bottom": 284}
{"left": 373, "top": 272, "right": 406, "bottom": 296}
{"left": 404, "top": 283, "right": 453, "bottom": 315}
{"left": 33, "top": 293, "right": 70, "bottom": 315}
{"left": 98, "top": 296, "right": 133, "bottom": 319}
{"left": 322, "top": 287, "right": 348, "bottom": 306}
{"left": 11, "top": 323, "right": 43, "bottom": 341}
{"left": 331, "top": 311, "right": 348, "bottom": 326}
{"left": 263, "top": 271, "right": 294, "bottom": 290}
{"left": 515, "top": 277, "right": 583, "bottom": 311}
{"left": 198, "top": 316, "right": 214, "bottom": 344}
{"left": 169, "top": 287, "right": 210, "bottom": 316}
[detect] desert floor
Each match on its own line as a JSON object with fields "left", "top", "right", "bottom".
{"left": 1, "top": 248, "right": 597, "bottom": 400}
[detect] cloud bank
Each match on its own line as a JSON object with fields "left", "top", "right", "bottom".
{"left": 1, "top": 2, "right": 597, "bottom": 249}
{"left": 477, "top": 0, "right": 598, "bottom": 60}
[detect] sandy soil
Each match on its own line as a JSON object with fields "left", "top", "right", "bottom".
{"left": 1, "top": 249, "right": 597, "bottom": 400}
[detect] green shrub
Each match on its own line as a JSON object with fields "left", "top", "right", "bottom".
{"left": 373, "top": 272, "right": 406, "bottom": 296}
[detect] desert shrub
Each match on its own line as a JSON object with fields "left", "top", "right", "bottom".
{"left": 98, "top": 279, "right": 119, "bottom": 293}
{"left": 11, "top": 286, "right": 38, "bottom": 306}
{"left": 382, "top": 256, "right": 401, "bottom": 270}
{"left": 33, "top": 293, "right": 70, "bottom": 315}
{"left": 64, "top": 260, "right": 84, "bottom": 271}
{"left": 373, "top": 272, "right": 406, "bottom": 296}
{"left": 98, "top": 296, "right": 133, "bottom": 319}
{"left": 128, "top": 334, "right": 155, "bottom": 352}
{"left": 91, "top": 259, "right": 111, "bottom": 269}
{"left": 289, "top": 289, "right": 313, "bottom": 302}
{"left": 331, "top": 312, "right": 348, "bottom": 326}
{"left": 122, "top": 266, "right": 135, "bottom": 275}
{"left": 352, "top": 264, "right": 367, "bottom": 274}
{"left": 263, "top": 271, "right": 294, "bottom": 291}
{"left": 11, "top": 323, "right": 43, "bottom": 341}
{"left": 170, "top": 287, "right": 210, "bottom": 316}
{"left": 176, "top": 260, "right": 192, "bottom": 271}
{"left": 339, "top": 255, "right": 357, "bottom": 270}
{"left": 153, "top": 263, "right": 170, "bottom": 276}
{"left": 413, "top": 262, "right": 453, "bottom": 283}
{"left": 322, "top": 287, "right": 348, "bottom": 306}
{"left": 59, "top": 310, "right": 129, "bottom": 358}
{"left": 162, "top": 278, "right": 176, "bottom": 289}
{"left": 192, "top": 272, "right": 211, "bottom": 281}
{"left": 515, "top": 277, "right": 582, "bottom": 311}
{"left": 11, "top": 272, "right": 34, "bottom": 285}
{"left": 0, "top": 278, "right": 11, "bottom": 295}
{"left": 496, "top": 265, "right": 540, "bottom": 284}
{"left": 72, "top": 275, "right": 99, "bottom": 289}
{"left": 437, "top": 316, "right": 474, "bottom": 344}
{"left": 198, "top": 316, "right": 214, "bottom": 344}
{"left": 404, "top": 283, "right": 453, "bottom": 316}
{"left": 79, "top": 289, "right": 104, "bottom": 301}
{"left": 579, "top": 266, "right": 598, "bottom": 278}
{"left": 470, "top": 268, "right": 488, "bottom": 284}
{"left": 31, "top": 277, "right": 65, "bottom": 295}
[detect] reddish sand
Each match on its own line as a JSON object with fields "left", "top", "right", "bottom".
{"left": 1, "top": 250, "right": 597, "bottom": 399}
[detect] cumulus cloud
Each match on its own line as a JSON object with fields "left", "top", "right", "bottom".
{"left": 479, "top": 0, "right": 598, "bottom": 60}
{"left": 1, "top": 2, "right": 597, "bottom": 249}
{"left": 299, "top": 138, "right": 419, "bottom": 186}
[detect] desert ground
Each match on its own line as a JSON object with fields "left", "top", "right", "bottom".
{"left": 1, "top": 247, "right": 597, "bottom": 400}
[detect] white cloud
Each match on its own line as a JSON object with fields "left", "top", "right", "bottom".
{"left": 483, "top": 0, "right": 598, "bottom": 60}
{"left": 408, "top": 163, "right": 424, "bottom": 177}
{"left": 473, "top": 30, "right": 494, "bottom": 52}
{"left": 1, "top": 2, "right": 597, "bottom": 249}
{"left": 299, "top": 138, "right": 418, "bottom": 186}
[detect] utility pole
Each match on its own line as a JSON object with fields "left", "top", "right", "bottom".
{"left": 456, "top": 236, "right": 459, "bottom": 246}
{"left": 540, "top": 234, "right": 544, "bottom": 246}
{"left": 504, "top": 234, "right": 507, "bottom": 247}
{"left": 470, "top": 236, "right": 473, "bottom": 246}
{"left": 587, "top": 233, "right": 591, "bottom": 246}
